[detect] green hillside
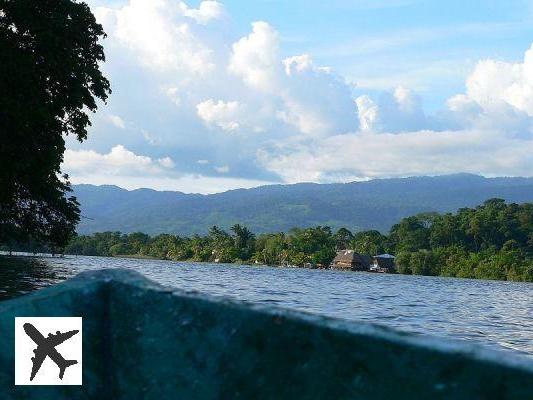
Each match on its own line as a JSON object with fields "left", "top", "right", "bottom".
{"left": 74, "top": 174, "right": 533, "bottom": 235}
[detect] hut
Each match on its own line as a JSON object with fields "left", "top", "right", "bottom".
{"left": 370, "top": 254, "right": 396, "bottom": 273}
{"left": 330, "top": 250, "right": 371, "bottom": 271}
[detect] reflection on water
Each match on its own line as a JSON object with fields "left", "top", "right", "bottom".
{"left": 0, "top": 257, "right": 72, "bottom": 300}
{"left": 1, "top": 255, "right": 532, "bottom": 358}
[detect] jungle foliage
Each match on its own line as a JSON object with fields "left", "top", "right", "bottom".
{"left": 59, "top": 199, "right": 533, "bottom": 282}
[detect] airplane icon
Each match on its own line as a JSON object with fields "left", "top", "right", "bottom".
{"left": 23, "top": 323, "right": 79, "bottom": 381}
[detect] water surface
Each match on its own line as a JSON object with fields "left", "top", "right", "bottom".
{"left": 1, "top": 255, "right": 532, "bottom": 358}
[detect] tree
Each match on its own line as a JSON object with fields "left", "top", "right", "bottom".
{"left": 287, "top": 226, "right": 335, "bottom": 266}
{"left": 231, "top": 224, "right": 255, "bottom": 260}
{"left": 0, "top": 0, "right": 110, "bottom": 250}
{"left": 409, "top": 250, "right": 439, "bottom": 276}
{"left": 189, "top": 234, "right": 211, "bottom": 262}
{"left": 208, "top": 226, "right": 236, "bottom": 262}
{"left": 333, "top": 228, "right": 354, "bottom": 250}
{"left": 389, "top": 215, "right": 431, "bottom": 252}
{"left": 127, "top": 232, "right": 150, "bottom": 253}
{"left": 429, "top": 213, "right": 466, "bottom": 249}
{"left": 351, "top": 230, "right": 388, "bottom": 255}
{"left": 254, "top": 233, "right": 287, "bottom": 266}
{"left": 395, "top": 251, "right": 412, "bottom": 275}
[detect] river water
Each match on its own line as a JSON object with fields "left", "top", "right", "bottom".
{"left": 1, "top": 254, "right": 532, "bottom": 358}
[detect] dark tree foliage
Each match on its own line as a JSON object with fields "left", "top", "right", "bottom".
{"left": 352, "top": 230, "right": 389, "bottom": 255}
{"left": 0, "top": 0, "right": 110, "bottom": 250}
{"left": 333, "top": 227, "right": 354, "bottom": 250}
{"left": 231, "top": 224, "right": 256, "bottom": 261}
{"left": 391, "top": 200, "right": 532, "bottom": 280}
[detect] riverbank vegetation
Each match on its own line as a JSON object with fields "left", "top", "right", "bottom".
{"left": 56, "top": 199, "right": 532, "bottom": 282}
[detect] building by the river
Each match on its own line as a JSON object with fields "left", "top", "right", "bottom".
{"left": 330, "top": 251, "right": 396, "bottom": 273}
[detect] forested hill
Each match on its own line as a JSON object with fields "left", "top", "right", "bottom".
{"left": 73, "top": 174, "right": 533, "bottom": 235}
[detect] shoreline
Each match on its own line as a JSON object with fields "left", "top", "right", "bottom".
{"left": 4, "top": 253, "right": 533, "bottom": 284}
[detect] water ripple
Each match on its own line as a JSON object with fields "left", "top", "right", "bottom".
{"left": 1, "top": 255, "right": 532, "bottom": 357}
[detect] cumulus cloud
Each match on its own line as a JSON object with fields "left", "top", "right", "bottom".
{"left": 355, "top": 95, "right": 379, "bottom": 132}
{"left": 464, "top": 46, "right": 533, "bottom": 115}
{"left": 258, "top": 130, "right": 533, "bottom": 183}
{"left": 64, "top": 145, "right": 175, "bottom": 177}
{"left": 92, "top": 3, "right": 359, "bottom": 142}
{"left": 228, "top": 23, "right": 358, "bottom": 136}
{"left": 196, "top": 99, "right": 269, "bottom": 133}
{"left": 196, "top": 99, "right": 243, "bottom": 131}
{"left": 355, "top": 86, "right": 429, "bottom": 133}
{"left": 438, "top": 47, "right": 533, "bottom": 138}
{"left": 229, "top": 21, "right": 281, "bottom": 92}
{"left": 258, "top": 44, "right": 533, "bottom": 183}
{"left": 74, "top": 1, "right": 533, "bottom": 193}
{"left": 179, "top": 0, "right": 224, "bottom": 25}
{"left": 283, "top": 54, "right": 315, "bottom": 76}
{"left": 158, "top": 156, "right": 176, "bottom": 168}
{"left": 350, "top": 45, "right": 533, "bottom": 138}
{"left": 279, "top": 54, "right": 358, "bottom": 136}
{"left": 95, "top": 0, "right": 218, "bottom": 74}
{"left": 106, "top": 114, "right": 126, "bottom": 129}
{"left": 63, "top": 146, "right": 270, "bottom": 193}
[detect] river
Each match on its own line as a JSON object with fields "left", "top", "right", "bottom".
{"left": 1, "top": 254, "right": 532, "bottom": 358}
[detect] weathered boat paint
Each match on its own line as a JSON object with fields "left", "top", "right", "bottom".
{"left": 0, "top": 269, "right": 532, "bottom": 399}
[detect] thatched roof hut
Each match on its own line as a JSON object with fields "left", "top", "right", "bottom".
{"left": 330, "top": 250, "right": 371, "bottom": 271}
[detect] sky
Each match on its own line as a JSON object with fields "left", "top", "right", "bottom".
{"left": 64, "top": 0, "right": 533, "bottom": 193}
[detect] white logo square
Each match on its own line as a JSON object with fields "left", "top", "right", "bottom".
{"left": 15, "top": 317, "right": 82, "bottom": 385}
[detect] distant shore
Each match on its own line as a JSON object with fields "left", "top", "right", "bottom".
{"left": 4, "top": 199, "right": 532, "bottom": 282}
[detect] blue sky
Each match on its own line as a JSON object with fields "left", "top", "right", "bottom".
{"left": 64, "top": 0, "right": 533, "bottom": 193}
{"left": 224, "top": 0, "right": 533, "bottom": 107}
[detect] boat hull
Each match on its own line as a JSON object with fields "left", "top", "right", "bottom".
{"left": 0, "top": 269, "right": 532, "bottom": 399}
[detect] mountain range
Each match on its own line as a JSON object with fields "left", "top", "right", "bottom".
{"left": 73, "top": 174, "right": 533, "bottom": 236}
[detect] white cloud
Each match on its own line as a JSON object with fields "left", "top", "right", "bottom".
{"left": 142, "top": 130, "right": 160, "bottom": 146}
{"left": 164, "top": 87, "right": 181, "bottom": 107}
{"left": 196, "top": 99, "right": 242, "bottom": 131}
{"left": 258, "top": 130, "right": 533, "bottom": 183}
{"left": 95, "top": 0, "right": 217, "bottom": 74}
{"left": 91, "top": 7, "right": 359, "bottom": 144}
{"left": 64, "top": 145, "right": 271, "bottom": 193}
{"left": 196, "top": 98, "right": 270, "bottom": 133}
{"left": 214, "top": 165, "right": 230, "bottom": 173}
{"left": 64, "top": 147, "right": 270, "bottom": 193}
{"left": 158, "top": 156, "right": 176, "bottom": 168}
{"left": 464, "top": 46, "right": 533, "bottom": 115}
{"left": 283, "top": 54, "right": 314, "bottom": 76}
{"left": 77, "top": 2, "right": 533, "bottom": 192}
{"left": 258, "top": 44, "right": 533, "bottom": 183}
{"left": 179, "top": 0, "right": 224, "bottom": 25}
{"left": 64, "top": 145, "right": 174, "bottom": 177}
{"left": 107, "top": 114, "right": 126, "bottom": 129}
{"left": 229, "top": 21, "right": 281, "bottom": 92}
{"left": 354, "top": 86, "right": 429, "bottom": 133}
{"left": 440, "top": 47, "right": 533, "bottom": 139}
{"left": 228, "top": 24, "right": 358, "bottom": 136}
{"left": 68, "top": 173, "right": 272, "bottom": 194}
{"left": 278, "top": 54, "right": 358, "bottom": 136}
{"left": 355, "top": 95, "right": 379, "bottom": 132}
{"left": 446, "top": 94, "right": 481, "bottom": 115}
